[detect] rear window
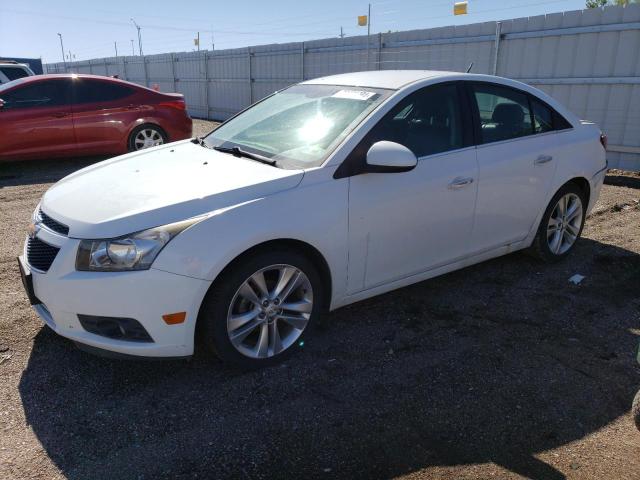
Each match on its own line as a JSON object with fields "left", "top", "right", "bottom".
{"left": 74, "top": 80, "right": 135, "bottom": 104}
{"left": 1, "top": 67, "right": 30, "bottom": 81}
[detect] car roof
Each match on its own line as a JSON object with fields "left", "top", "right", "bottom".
{"left": 0, "top": 73, "right": 148, "bottom": 91}
{"left": 302, "top": 70, "right": 461, "bottom": 90}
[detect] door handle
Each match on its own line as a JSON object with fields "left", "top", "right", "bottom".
{"left": 535, "top": 154, "right": 553, "bottom": 165}
{"left": 448, "top": 177, "right": 474, "bottom": 189}
{"left": 51, "top": 112, "right": 69, "bottom": 118}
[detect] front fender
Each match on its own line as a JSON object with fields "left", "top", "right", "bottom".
{"left": 151, "top": 170, "right": 349, "bottom": 308}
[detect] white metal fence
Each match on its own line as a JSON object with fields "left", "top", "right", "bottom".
{"left": 46, "top": 4, "right": 640, "bottom": 171}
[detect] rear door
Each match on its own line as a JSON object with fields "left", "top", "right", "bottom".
{"left": 467, "top": 82, "right": 560, "bottom": 252}
{"left": 0, "top": 78, "right": 74, "bottom": 159}
{"left": 71, "top": 78, "right": 138, "bottom": 154}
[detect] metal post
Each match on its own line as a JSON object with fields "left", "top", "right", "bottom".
{"left": 492, "top": 21, "right": 502, "bottom": 76}
{"left": 377, "top": 32, "right": 382, "bottom": 70}
{"left": 366, "top": 3, "right": 371, "bottom": 69}
{"left": 142, "top": 55, "right": 149, "bottom": 87}
{"left": 122, "top": 56, "right": 128, "bottom": 81}
{"left": 131, "top": 18, "right": 143, "bottom": 56}
{"left": 248, "top": 48, "right": 254, "bottom": 104}
{"left": 170, "top": 53, "right": 177, "bottom": 93}
{"left": 57, "top": 33, "right": 67, "bottom": 72}
{"left": 104, "top": 58, "right": 108, "bottom": 76}
{"left": 300, "top": 42, "right": 305, "bottom": 81}
{"left": 203, "top": 51, "right": 209, "bottom": 119}
{"left": 114, "top": 42, "right": 118, "bottom": 57}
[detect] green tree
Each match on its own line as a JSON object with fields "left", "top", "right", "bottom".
{"left": 586, "top": 0, "right": 608, "bottom": 7}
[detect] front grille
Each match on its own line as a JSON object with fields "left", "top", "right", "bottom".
{"left": 39, "top": 209, "right": 69, "bottom": 236}
{"left": 27, "top": 237, "right": 60, "bottom": 272}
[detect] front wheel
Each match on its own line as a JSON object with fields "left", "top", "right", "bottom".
{"left": 199, "top": 249, "right": 324, "bottom": 368}
{"left": 528, "top": 183, "right": 586, "bottom": 262}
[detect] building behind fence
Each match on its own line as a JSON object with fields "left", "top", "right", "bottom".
{"left": 46, "top": 4, "right": 640, "bottom": 171}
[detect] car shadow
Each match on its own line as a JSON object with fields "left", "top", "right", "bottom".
{"left": 0, "top": 156, "right": 110, "bottom": 188}
{"left": 18, "top": 237, "right": 640, "bottom": 479}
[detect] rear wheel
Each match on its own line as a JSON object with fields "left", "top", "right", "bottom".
{"left": 529, "top": 183, "right": 586, "bottom": 262}
{"left": 128, "top": 124, "right": 167, "bottom": 152}
{"left": 199, "top": 249, "right": 323, "bottom": 368}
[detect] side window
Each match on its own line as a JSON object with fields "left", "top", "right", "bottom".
{"left": 1, "top": 67, "right": 30, "bottom": 81}
{"left": 1, "top": 80, "right": 70, "bottom": 109}
{"left": 531, "top": 99, "right": 553, "bottom": 133}
{"left": 370, "top": 83, "right": 464, "bottom": 158}
{"left": 471, "top": 83, "right": 533, "bottom": 144}
{"left": 74, "top": 80, "right": 135, "bottom": 104}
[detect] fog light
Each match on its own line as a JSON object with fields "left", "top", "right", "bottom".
{"left": 77, "top": 314, "right": 153, "bottom": 342}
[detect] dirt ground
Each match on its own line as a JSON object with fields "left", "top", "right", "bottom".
{"left": 1, "top": 119, "right": 639, "bottom": 479}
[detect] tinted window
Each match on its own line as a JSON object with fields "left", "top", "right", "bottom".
{"left": 74, "top": 80, "right": 135, "bottom": 104}
{"left": 472, "top": 83, "right": 533, "bottom": 144}
{"left": 1, "top": 67, "right": 29, "bottom": 81}
{"left": 531, "top": 99, "right": 553, "bottom": 133}
{"left": 368, "top": 83, "right": 464, "bottom": 158}
{"left": 1, "top": 80, "right": 70, "bottom": 109}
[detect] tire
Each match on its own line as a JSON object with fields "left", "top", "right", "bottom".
{"left": 127, "top": 124, "right": 167, "bottom": 152}
{"left": 528, "top": 182, "right": 587, "bottom": 263}
{"left": 633, "top": 389, "right": 640, "bottom": 432}
{"left": 199, "top": 249, "right": 324, "bottom": 368}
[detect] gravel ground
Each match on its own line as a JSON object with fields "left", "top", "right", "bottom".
{"left": 1, "top": 120, "right": 639, "bottom": 479}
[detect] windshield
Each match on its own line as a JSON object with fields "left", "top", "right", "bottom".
{"left": 204, "top": 84, "right": 392, "bottom": 169}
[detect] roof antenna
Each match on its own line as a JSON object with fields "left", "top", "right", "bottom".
{"left": 466, "top": 62, "right": 474, "bottom": 73}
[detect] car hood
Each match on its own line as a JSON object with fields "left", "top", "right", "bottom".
{"left": 40, "top": 141, "right": 304, "bottom": 238}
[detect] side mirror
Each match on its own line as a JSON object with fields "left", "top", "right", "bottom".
{"left": 365, "top": 141, "right": 417, "bottom": 173}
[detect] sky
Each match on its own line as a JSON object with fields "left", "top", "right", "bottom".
{"left": 0, "top": 0, "right": 587, "bottom": 64}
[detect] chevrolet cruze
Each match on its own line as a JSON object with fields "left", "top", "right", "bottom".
{"left": 18, "top": 71, "right": 607, "bottom": 367}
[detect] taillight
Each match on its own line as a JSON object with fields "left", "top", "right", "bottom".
{"left": 599, "top": 133, "right": 608, "bottom": 150}
{"left": 159, "top": 100, "right": 186, "bottom": 110}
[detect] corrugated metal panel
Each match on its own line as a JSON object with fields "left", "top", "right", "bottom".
{"left": 44, "top": 4, "right": 640, "bottom": 171}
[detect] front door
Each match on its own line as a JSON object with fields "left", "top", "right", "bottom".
{"left": 0, "top": 78, "right": 75, "bottom": 160}
{"left": 345, "top": 83, "right": 478, "bottom": 293}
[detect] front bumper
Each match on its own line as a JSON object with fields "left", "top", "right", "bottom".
{"left": 21, "top": 229, "right": 211, "bottom": 358}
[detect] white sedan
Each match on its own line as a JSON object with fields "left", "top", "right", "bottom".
{"left": 19, "top": 70, "right": 607, "bottom": 367}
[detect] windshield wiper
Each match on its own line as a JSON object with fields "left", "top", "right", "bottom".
{"left": 191, "top": 136, "right": 211, "bottom": 148}
{"left": 213, "top": 145, "right": 277, "bottom": 167}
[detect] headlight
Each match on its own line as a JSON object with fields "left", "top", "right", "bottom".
{"left": 76, "top": 217, "right": 202, "bottom": 272}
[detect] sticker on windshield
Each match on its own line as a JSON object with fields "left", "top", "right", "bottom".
{"left": 332, "top": 89, "right": 377, "bottom": 101}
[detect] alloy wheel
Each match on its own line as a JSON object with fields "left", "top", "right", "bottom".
{"left": 547, "top": 193, "right": 583, "bottom": 255}
{"left": 227, "top": 264, "right": 313, "bottom": 359}
{"left": 134, "top": 128, "right": 164, "bottom": 150}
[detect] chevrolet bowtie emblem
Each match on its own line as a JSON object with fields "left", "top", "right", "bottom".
{"left": 28, "top": 222, "right": 40, "bottom": 240}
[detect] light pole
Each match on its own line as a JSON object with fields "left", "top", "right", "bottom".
{"left": 130, "top": 18, "right": 143, "bottom": 56}
{"left": 130, "top": 39, "right": 135, "bottom": 56}
{"left": 114, "top": 41, "right": 118, "bottom": 57}
{"left": 57, "top": 33, "right": 67, "bottom": 71}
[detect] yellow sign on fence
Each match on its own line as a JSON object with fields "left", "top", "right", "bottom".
{"left": 454, "top": 1, "right": 468, "bottom": 15}
{"left": 358, "top": 15, "right": 368, "bottom": 26}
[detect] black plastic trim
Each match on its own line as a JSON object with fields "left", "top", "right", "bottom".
{"left": 77, "top": 314, "right": 154, "bottom": 343}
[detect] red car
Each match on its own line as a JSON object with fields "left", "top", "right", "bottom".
{"left": 0, "top": 74, "right": 192, "bottom": 161}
